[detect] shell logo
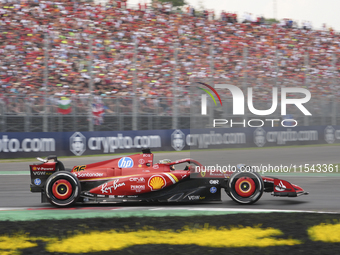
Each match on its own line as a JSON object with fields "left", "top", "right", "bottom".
{"left": 32, "top": 167, "right": 37, "bottom": 171}
{"left": 148, "top": 175, "right": 166, "bottom": 191}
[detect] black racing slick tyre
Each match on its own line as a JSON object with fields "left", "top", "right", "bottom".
{"left": 226, "top": 171, "right": 264, "bottom": 204}
{"left": 45, "top": 171, "right": 81, "bottom": 207}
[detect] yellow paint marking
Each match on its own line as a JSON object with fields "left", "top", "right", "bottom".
{"left": 46, "top": 226, "right": 300, "bottom": 253}
{"left": 0, "top": 226, "right": 301, "bottom": 254}
{"left": 0, "top": 235, "right": 55, "bottom": 255}
{"left": 308, "top": 223, "right": 340, "bottom": 242}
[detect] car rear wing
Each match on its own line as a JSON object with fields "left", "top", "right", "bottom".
{"left": 29, "top": 155, "right": 65, "bottom": 192}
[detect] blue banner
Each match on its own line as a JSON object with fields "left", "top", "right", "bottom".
{"left": 0, "top": 125, "right": 339, "bottom": 158}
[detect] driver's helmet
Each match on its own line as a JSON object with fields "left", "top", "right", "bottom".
{"left": 159, "top": 159, "right": 175, "bottom": 170}
{"left": 159, "top": 159, "right": 171, "bottom": 164}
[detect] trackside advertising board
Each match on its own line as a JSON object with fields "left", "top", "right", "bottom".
{"left": 0, "top": 126, "right": 339, "bottom": 158}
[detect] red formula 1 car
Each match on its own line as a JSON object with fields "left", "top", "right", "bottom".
{"left": 29, "top": 149, "right": 308, "bottom": 207}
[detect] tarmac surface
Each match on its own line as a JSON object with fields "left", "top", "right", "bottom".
{"left": 1, "top": 145, "right": 340, "bottom": 212}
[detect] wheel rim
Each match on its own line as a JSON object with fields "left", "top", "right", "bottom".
{"left": 235, "top": 177, "right": 256, "bottom": 197}
{"left": 52, "top": 179, "right": 73, "bottom": 200}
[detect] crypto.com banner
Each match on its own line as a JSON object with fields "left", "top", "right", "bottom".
{"left": 171, "top": 126, "right": 334, "bottom": 151}
{"left": 0, "top": 126, "right": 339, "bottom": 158}
{"left": 0, "top": 130, "right": 167, "bottom": 159}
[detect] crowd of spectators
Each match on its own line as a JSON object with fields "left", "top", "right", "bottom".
{"left": 0, "top": 0, "right": 339, "bottom": 117}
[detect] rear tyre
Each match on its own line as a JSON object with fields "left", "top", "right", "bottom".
{"left": 226, "top": 171, "right": 264, "bottom": 204}
{"left": 45, "top": 171, "right": 81, "bottom": 207}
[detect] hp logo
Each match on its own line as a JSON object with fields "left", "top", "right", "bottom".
{"left": 118, "top": 157, "right": 134, "bottom": 168}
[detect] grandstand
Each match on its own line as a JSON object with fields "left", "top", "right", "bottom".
{"left": 0, "top": 0, "right": 339, "bottom": 132}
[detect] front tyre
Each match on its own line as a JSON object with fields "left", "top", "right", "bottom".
{"left": 45, "top": 171, "right": 81, "bottom": 207}
{"left": 227, "top": 171, "right": 264, "bottom": 204}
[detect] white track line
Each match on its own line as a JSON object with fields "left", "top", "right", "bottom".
{"left": 0, "top": 206, "right": 338, "bottom": 214}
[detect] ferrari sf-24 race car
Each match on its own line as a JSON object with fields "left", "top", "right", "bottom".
{"left": 29, "top": 149, "right": 308, "bottom": 207}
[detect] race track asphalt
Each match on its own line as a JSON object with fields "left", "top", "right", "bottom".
{"left": 1, "top": 145, "right": 340, "bottom": 212}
